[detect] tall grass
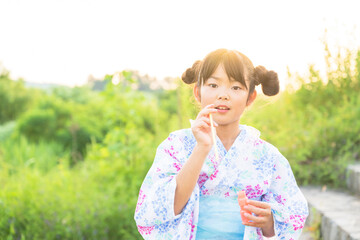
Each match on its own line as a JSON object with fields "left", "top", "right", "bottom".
{"left": 0, "top": 135, "right": 70, "bottom": 174}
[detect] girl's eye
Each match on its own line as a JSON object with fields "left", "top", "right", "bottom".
{"left": 209, "top": 84, "right": 217, "bottom": 88}
{"left": 232, "top": 86, "right": 242, "bottom": 90}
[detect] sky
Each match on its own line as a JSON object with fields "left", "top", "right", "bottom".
{"left": 0, "top": 0, "right": 359, "bottom": 88}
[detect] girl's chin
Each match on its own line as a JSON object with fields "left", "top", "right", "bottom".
{"left": 215, "top": 120, "right": 240, "bottom": 127}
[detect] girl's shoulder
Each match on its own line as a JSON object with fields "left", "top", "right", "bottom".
{"left": 159, "top": 128, "right": 196, "bottom": 148}
{"left": 168, "top": 128, "right": 193, "bottom": 138}
{"left": 239, "top": 124, "right": 261, "bottom": 139}
{"left": 167, "top": 128, "right": 194, "bottom": 141}
{"left": 240, "top": 124, "right": 282, "bottom": 155}
{"left": 155, "top": 129, "right": 196, "bottom": 160}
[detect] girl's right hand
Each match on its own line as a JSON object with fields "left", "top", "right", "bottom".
{"left": 191, "top": 104, "right": 218, "bottom": 149}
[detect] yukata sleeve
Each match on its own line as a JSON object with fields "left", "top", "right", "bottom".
{"left": 134, "top": 131, "right": 197, "bottom": 239}
{"left": 262, "top": 147, "right": 309, "bottom": 240}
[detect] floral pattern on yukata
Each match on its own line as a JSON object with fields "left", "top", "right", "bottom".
{"left": 134, "top": 125, "right": 309, "bottom": 240}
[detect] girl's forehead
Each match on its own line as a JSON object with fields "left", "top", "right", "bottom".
{"left": 207, "top": 65, "right": 247, "bottom": 83}
{"left": 208, "top": 65, "right": 230, "bottom": 79}
{"left": 208, "top": 75, "right": 236, "bottom": 83}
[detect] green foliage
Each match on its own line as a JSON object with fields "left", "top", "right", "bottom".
{"left": 242, "top": 48, "right": 360, "bottom": 187}
{"left": 0, "top": 135, "right": 69, "bottom": 174}
{"left": 0, "top": 121, "right": 16, "bottom": 142}
{"left": 1, "top": 46, "right": 360, "bottom": 238}
{"left": 0, "top": 164, "right": 139, "bottom": 239}
{"left": 0, "top": 70, "right": 177, "bottom": 239}
{"left": 16, "top": 95, "right": 105, "bottom": 164}
{"left": 156, "top": 79, "right": 198, "bottom": 131}
{"left": 51, "top": 86, "right": 99, "bottom": 104}
{"left": 0, "top": 68, "right": 33, "bottom": 124}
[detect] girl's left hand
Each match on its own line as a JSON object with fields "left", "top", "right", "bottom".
{"left": 241, "top": 200, "right": 275, "bottom": 236}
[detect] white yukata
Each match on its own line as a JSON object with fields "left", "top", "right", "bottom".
{"left": 134, "top": 125, "right": 309, "bottom": 240}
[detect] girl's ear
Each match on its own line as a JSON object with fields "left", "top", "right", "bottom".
{"left": 193, "top": 84, "right": 201, "bottom": 103}
{"left": 246, "top": 90, "right": 257, "bottom": 106}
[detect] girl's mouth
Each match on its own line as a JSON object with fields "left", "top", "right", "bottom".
{"left": 215, "top": 105, "right": 230, "bottom": 113}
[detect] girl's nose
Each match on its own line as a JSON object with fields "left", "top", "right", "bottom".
{"left": 217, "top": 92, "right": 229, "bottom": 100}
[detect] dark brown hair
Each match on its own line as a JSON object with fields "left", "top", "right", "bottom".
{"left": 181, "top": 49, "right": 279, "bottom": 96}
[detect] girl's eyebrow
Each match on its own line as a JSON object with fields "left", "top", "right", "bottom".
{"left": 209, "top": 75, "right": 221, "bottom": 80}
{"left": 209, "top": 75, "right": 238, "bottom": 83}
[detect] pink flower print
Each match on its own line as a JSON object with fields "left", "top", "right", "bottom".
{"left": 135, "top": 189, "right": 146, "bottom": 212}
{"left": 224, "top": 192, "right": 230, "bottom": 197}
{"left": 245, "top": 184, "right": 263, "bottom": 198}
{"left": 164, "top": 148, "right": 179, "bottom": 161}
{"left": 276, "top": 175, "right": 281, "bottom": 179}
{"left": 244, "top": 185, "right": 252, "bottom": 196}
{"left": 256, "top": 228, "right": 263, "bottom": 236}
{"left": 173, "top": 162, "right": 181, "bottom": 172}
{"left": 275, "top": 195, "right": 286, "bottom": 205}
{"left": 254, "top": 184, "right": 264, "bottom": 196}
{"left": 264, "top": 180, "right": 268, "bottom": 185}
{"left": 290, "top": 215, "right": 306, "bottom": 231}
{"left": 188, "top": 212, "right": 196, "bottom": 234}
{"left": 156, "top": 167, "right": 161, "bottom": 172}
{"left": 189, "top": 213, "right": 196, "bottom": 239}
{"left": 210, "top": 169, "right": 219, "bottom": 180}
{"left": 197, "top": 172, "right": 209, "bottom": 188}
{"left": 202, "top": 189, "right": 209, "bottom": 195}
{"left": 137, "top": 225, "right": 154, "bottom": 235}
{"left": 210, "top": 155, "right": 219, "bottom": 168}
{"left": 254, "top": 139, "right": 264, "bottom": 146}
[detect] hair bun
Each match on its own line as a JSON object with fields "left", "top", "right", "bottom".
{"left": 254, "top": 65, "right": 279, "bottom": 96}
{"left": 181, "top": 60, "right": 201, "bottom": 84}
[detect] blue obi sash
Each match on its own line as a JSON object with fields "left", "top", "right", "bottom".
{"left": 196, "top": 196, "right": 245, "bottom": 239}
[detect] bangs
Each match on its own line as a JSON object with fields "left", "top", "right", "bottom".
{"left": 200, "top": 49, "right": 248, "bottom": 89}
{"left": 223, "top": 51, "right": 247, "bottom": 89}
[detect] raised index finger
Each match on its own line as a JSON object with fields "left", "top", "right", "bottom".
{"left": 246, "top": 199, "right": 271, "bottom": 209}
{"left": 198, "top": 104, "right": 218, "bottom": 118}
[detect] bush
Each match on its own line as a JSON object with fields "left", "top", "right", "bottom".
{"left": 0, "top": 69, "right": 33, "bottom": 124}
{"left": 242, "top": 48, "right": 360, "bottom": 187}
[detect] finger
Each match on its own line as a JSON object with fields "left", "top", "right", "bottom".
{"left": 193, "top": 118, "right": 211, "bottom": 130}
{"left": 194, "top": 121, "right": 211, "bottom": 131}
{"left": 197, "top": 110, "right": 218, "bottom": 120}
{"left": 242, "top": 211, "right": 267, "bottom": 224}
{"left": 246, "top": 199, "right": 271, "bottom": 209}
{"left": 242, "top": 220, "right": 258, "bottom": 227}
{"left": 197, "top": 107, "right": 218, "bottom": 119}
{"left": 243, "top": 205, "right": 271, "bottom": 216}
{"left": 204, "top": 104, "right": 215, "bottom": 109}
{"left": 201, "top": 117, "right": 219, "bottom": 128}
{"left": 199, "top": 116, "right": 211, "bottom": 125}
{"left": 190, "top": 117, "right": 212, "bottom": 128}
{"left": 242, "top": 221, "right": 262, "bottom": 228}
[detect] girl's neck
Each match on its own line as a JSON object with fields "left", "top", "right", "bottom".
{"left": 216, "top": 122, "right": 241, "bottom": 151}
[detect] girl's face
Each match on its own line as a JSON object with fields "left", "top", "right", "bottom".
{"left": 194, "top": 64, "right": 256, "bottom": 127}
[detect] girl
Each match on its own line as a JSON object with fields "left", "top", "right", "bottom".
{"left": 134, "top": 49, "right": 308, "bottom": 240}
